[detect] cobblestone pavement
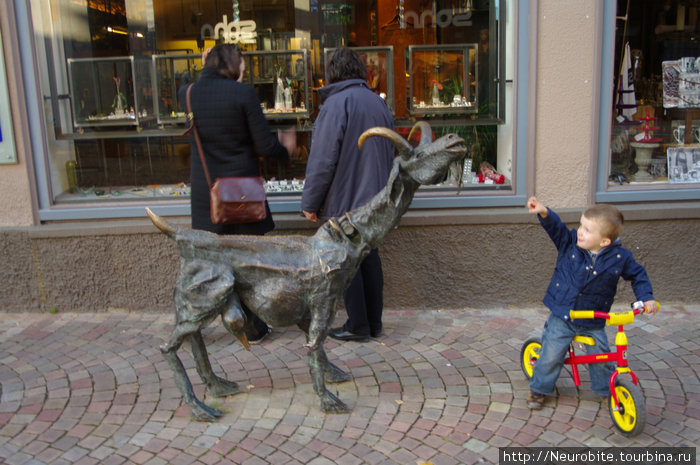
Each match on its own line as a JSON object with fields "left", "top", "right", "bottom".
{"left": 0, "top": 304, "right": 698, "bottom": 465}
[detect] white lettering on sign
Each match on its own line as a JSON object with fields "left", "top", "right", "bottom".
{"left": 404, "top": 9, "right": 472, "bottom": 28}
{"left": 200, "top": 15, "right": 257, "bottom": 44}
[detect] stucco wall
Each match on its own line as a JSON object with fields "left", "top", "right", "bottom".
{"left": 534, "top": 1, "right": 598, "bottom": 207}
{"left": 2, "top": 209, "right": 697, "bottom": 313}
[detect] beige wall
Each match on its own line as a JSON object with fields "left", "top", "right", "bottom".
{"left": 534, "top": 0, "right": 599, "bottom": 208}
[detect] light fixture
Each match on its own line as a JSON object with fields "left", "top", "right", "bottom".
{"left": 107, "top": 26, "right": 128, "bottom": 35}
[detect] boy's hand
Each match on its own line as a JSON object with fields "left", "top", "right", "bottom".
{"left": 527, "top": 196, "right": 548, "bottom": 217}
{"left": 644, "top": 300, "right": 659, "bottom": 315}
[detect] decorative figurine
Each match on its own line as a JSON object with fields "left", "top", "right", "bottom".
{"left": 146, "top": 122, "right": 467, "bottom": 421}
{"left": 284, "top": 85, "right": 292, "bottom": 110}
{"left": 112, "top": 76, "right": 127, "bottom": 116}
{"left": 274, "top": 67, "right": 285, "bottom": 111}
{"left": 431, "top": 80, "right": 441, "bottom": 106}
{"left": 431, "top": 65, "right": 442, "bottom": 106}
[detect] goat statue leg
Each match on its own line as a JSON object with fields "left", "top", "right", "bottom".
{"left": 188, "top": 293, "right": 250, "bottom": 398}
{"left": 190, "top": 330, "right": 243, "bottom": 398}
{"left": 305, "top": 301, "right": 351, "bottom": 413}
{"left": 161, "top": 322, "right": 224, "bottom": 422}
{"left": 298, "top": 313, "right": 351, "bottom": 385}
{"left": 308, "top": 345, "right": 349, "bottom": 413}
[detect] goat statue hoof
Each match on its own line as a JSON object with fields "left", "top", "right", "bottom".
{"left": 189, "top": 398, "right": 224, "bottom": 422}
{"left": 208, "top": 378, "right": 243, "bottom": 398}
{"left": 320, "top": 391, "right": 349, "bottom": 413}
{"left": 325, "top": 363, "right": 352, "bottom": 384}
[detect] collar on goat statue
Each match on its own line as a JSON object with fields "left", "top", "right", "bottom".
{"left": 327, "top": 213, "right": 361, "bottom": 243}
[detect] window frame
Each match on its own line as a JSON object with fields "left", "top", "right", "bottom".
{"left": 596, "top": 0, "right": 700, "bottom": 203}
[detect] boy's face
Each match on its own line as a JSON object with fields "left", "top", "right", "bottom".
{"left": 577, "top": 214, "right": 611, "bottom": 253}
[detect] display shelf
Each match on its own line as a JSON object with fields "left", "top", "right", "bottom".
{"left": 407, "top": 44, "right": 478, "bottom": 116}
{"left": 242, "top": 49, "right": 311, "bottom": 120}
{"left": 152, "top": 53, "right": 203, "bottom": 125}
{"left": 323, "top": 46, "right": 395, "bottom": 114}
{"left": 67, "top": 56, "right": 154, "bottom": 128}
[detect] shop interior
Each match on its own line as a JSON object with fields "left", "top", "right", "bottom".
{"left": 42, "top": 0, "right": 503, "bottom": 203}
{"left": 612, "top": 0, "right": 700, "bottom": 185}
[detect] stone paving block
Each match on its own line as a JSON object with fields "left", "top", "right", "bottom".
{"left": 1, "top": 306, "right": 698, "bottom": 464}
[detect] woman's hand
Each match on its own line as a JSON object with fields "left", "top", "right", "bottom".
{"left": 278, "top": 129, "right": 297, "bottom": 156}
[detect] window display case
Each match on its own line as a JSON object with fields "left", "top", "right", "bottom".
{"left": 323, "top": 46, "right": 395, "bottom": 114}
{"left": 152, "top": 53, "right": 203, "bottom": 125}
{"left": 242, "top": 49, "right": 311, "bottom": 120}
{"left": 67, "top": 56, "right": 154, "bottom": 128}
{"left": 407, "top": 44, "right": 478, "bottom": 116}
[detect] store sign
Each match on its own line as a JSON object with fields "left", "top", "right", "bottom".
{"left": 200, "top": 15, "right": 257, "bottom": 44}
{"left": 404, "top": 9, "right": 473, "bottom": 28}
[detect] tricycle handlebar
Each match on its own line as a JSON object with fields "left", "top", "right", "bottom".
{"left": 569, "top": 301, "right": 659, "bottom": 325}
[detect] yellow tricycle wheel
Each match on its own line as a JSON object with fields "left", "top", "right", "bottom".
{"left": 520, "top": 337, "right": 542, "bottom": 380}
{"left": 609, "top": 377, "right": 646, "bottom": 437}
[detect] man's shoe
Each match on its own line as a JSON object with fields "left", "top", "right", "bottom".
{"left": 247, "top": 326, "right": 271, "bottom": 345}
{"left": 329, "top": 327, "right": 369, "bottom": 342}
{"left": 527, "top": 391, "right": 545, "bottom": 410}
{"left": 370, "top": 329, "right": 383, "bottom": 338}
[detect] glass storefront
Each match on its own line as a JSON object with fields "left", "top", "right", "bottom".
{"left": 605, "top": 0, "right": 700, "bottom": 196}
{"left": 29, "top": 0, "right": 514, "bottom": 212}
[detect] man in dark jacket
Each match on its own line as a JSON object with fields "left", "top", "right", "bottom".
{"left": 302, "top": 47, "right": 394, "bottom": 342}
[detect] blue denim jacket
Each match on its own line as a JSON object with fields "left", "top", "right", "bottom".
{"left": 539, "top": 208, "right": 654, "bottom": 328}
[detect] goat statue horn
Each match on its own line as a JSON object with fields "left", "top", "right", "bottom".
{"left": 408, "top": 121, "right": 433, "bottom": 146}
{"left": 358, "top": 127, "right": 413, "bottom": 159}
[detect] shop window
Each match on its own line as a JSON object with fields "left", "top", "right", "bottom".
{"left": 27, "top": 0, "right": 519, "bottom": 218}
{"left": 602, "top": 0, "right": 700, "bottom": 200}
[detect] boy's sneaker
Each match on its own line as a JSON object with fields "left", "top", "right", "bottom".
{"left": 527, "top": 391, "right": 545, "bottom": 410}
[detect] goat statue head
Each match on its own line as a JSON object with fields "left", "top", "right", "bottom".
{"left": 359, "top": 121, "right": 467, "bottom": 186}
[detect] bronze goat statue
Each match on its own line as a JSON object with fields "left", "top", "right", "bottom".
{"left": 146, "top": 122, "right": 467, "bottom": 421}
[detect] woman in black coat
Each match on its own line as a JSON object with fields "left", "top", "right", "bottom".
{"left": 180, "top": 44, "right": 294, "bottom": 341}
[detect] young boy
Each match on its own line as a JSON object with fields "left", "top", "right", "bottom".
{"left": 526, "top": 197, "right": 658, "bottom": 409}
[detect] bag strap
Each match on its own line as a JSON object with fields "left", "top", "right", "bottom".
{"left": 186, "top": 84, "right": 213, "bottom": 188}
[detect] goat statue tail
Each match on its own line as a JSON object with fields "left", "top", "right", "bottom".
{"left": 145, "top": 207, "right": 177, "bottom": 238}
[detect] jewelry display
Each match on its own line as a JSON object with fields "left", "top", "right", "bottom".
{"left": 68, "top": 56, "right": 152, "bottom": 127}
{"left": 244, "top": 50, "right": 310, "bottom": 119}
{"left": 153, "top": 53, "right": 203, "bottom": 125}
{"left": 265, "top": 179, "right": 305, "bottom": 193}
{"left": 408, "top": 44, "right": 478, "bottom": 115}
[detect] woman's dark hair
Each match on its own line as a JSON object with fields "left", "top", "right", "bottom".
{"left": 205, "top": 43, "right": 243, "bottom": 81}
{"left": 325, "top": 47, "right": 367, "bottom": 84}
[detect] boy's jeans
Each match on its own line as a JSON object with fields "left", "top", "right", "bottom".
{"left": 530, "top": 313, "right": 614, "bottom": 397}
